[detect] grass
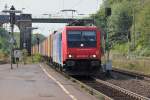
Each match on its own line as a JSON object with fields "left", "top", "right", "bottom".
{"left": 0, "top": 51, "right": 42, "bottom": 64}
{"left": 0, "top": 53, "right": 9, "bottom": 62}
{"left": 21, "top": 54, "right": 42, "bottom": 64}
{"left": 112, "top": 58, "right": 150, "bottom": 75}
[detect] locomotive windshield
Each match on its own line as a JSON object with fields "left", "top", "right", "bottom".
{"left": 67, "top": 31, "right": 96, "bottom": 48}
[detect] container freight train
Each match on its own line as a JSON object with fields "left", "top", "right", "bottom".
{"left": 32, "top": 26, "right": 110, "bottom": 76}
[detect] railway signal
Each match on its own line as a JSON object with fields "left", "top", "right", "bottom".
{"left": 104, "top": 7, "right": 111, "bottom": 61}
{"left": 102, "top": 6, "right": 112, "bottom": 73}
{"left": 105, "top": 8, "right": 111, "bottom": 17}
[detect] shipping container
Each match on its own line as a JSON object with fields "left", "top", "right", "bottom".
{"left": 47, "top": 36, "right": 50, "bottom": 57}
{"left": 52, "top": 32, "right": 62, "bottom": 65}
{"left": 45, "top": 39, "right": 48, "bottom": 57}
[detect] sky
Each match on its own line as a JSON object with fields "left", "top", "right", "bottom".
{"left": 0, "top": 0, "right": 103, "bottom": 36}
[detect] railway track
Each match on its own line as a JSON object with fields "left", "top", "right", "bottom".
{"left": 112, "top": 68, "right": 150, "bottom": 82}
{"left": 95, "top": 78, "right": 149, "bottom": 100}
{"left": 76, "top": 76, "right": 149, "bottom": 100}
{"left": 44, "top": 63, "right": 150, "bottom": 100}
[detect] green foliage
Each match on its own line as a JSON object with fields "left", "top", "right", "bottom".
{"left": 22, "top": 49, "right": 28, "bottom": 57}
{"left": 139, "top": 47, "right": 150, "bottom": 57}
{"left": 108, "top": 0, "right": 132, "bottom": 46}
{"left": 22, "top": 49, "right": 28, "bottom": 64}
{"left": 0, "top": 27, "right": 46, "bottom": 60}
{"left": 0, "top": 28, "right": 10, "bottom": 55}
{"left": 113, "top": 58, "right": 150, "bottom": 74}
{"left": 32, "top": 34, "right": 45, "bottom": 46}
{"left": 33, "top": 53, "right": 42, "bottom": 63}
{"left": 14, "top": 32, "right": 20, "bottom": 48}
{"left": 112, "top": 43, "right": 128, "bottom": 54}
{"left": 0, "top": 28, "right": 9, "bottom": 37}
{"left": 0, "top": 37, "right": 9, "bottom": 53}
{"left": 0, "top": 50, "right": 8, "bottom": 59}
{"left": 106, "top": 0, "right": 122, "bottom": 4}
{"left": 132, "top": 1, "right": 150, "bottom": 56}
{"left": 93, "top": 0, "right": 150, "bottom": 56}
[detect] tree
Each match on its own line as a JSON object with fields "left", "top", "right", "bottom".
{"left": 108, "top": 0, "right": 132, "bottom": 46}
{"left": 32, "top": 34, "right": 46, "bottom": 46}
{"left": 92, "top": 0, "right": 150, "bottom": 56}
{"left": 0, "top": 28, "right": 10, "bottom": 55}
{"left": 133, "top": 1, "right": 150, "bottom": 56}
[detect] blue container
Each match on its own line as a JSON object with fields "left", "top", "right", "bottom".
{"left": 52, "top": 32, "right": 62, "bottom": 65}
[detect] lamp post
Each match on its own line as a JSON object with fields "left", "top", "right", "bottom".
{"left": 2, "top": 5, "right": 22, "bottom": 69}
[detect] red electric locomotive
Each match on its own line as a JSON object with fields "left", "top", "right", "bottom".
{"left": 51, "top": 26, "right": 102, "bottom": 76}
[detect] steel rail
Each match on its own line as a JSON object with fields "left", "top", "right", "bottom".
{"left": 95, "top": 78, "right": 150, "bottom": 100}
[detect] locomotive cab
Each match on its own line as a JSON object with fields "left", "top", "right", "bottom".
{"left": 62, "top": 26, "right": 101, "bottom": 75}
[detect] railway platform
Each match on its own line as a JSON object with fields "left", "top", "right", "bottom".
{"left": 0, "top": 64, "right": 97, "bottom": 100}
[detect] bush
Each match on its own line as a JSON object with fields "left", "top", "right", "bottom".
{"left": 33, "top": 53, "right": 42, "bottom": 63}
{"left": 112, "top": 43, "right": 128, "bottom": 55}
{"left": 140, "top": 48, "right": 150, "bottom": 57}
{"left": 22, "top": 49, "right": 28, "bottom": 64}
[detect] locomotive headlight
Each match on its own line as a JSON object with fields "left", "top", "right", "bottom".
{"left": 68, "top": 54, "right": 72, "bottom": 58}
{"left": 92, "top": 54, "right": 96, "bottom": 58}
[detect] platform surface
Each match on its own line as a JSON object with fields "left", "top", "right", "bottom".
{"left": 0, "top": 64, "right": 97, "bottom": 100}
